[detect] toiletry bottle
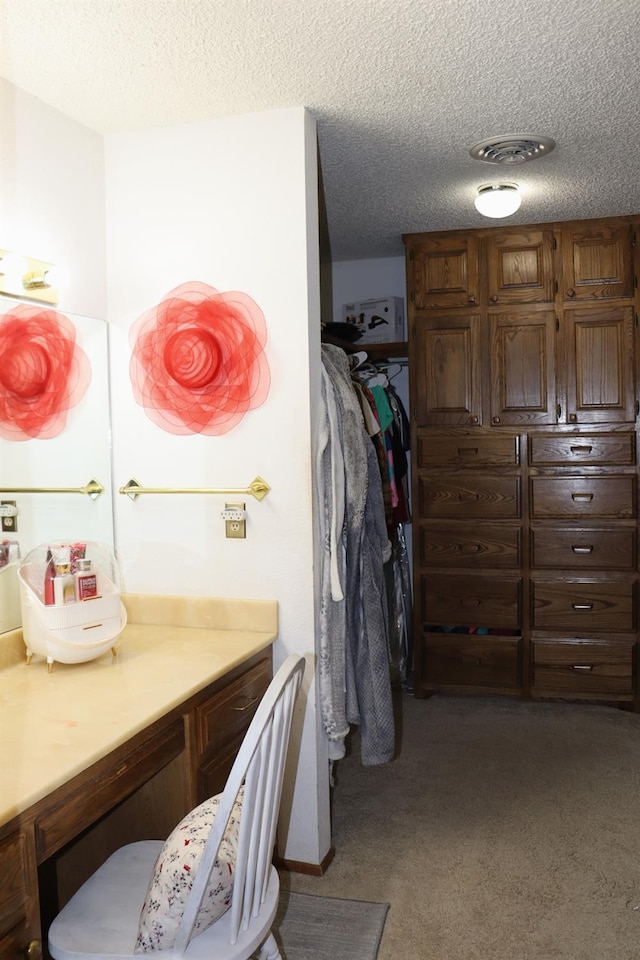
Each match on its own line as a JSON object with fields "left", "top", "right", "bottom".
{"left": 52, "top": 547, "right": 76, "bottom": 605}
{"left": 75, "top": 558, "right": 98, "bottom": 601}
{"left": 44, "top": 548, "right": 56, "bottom": 605}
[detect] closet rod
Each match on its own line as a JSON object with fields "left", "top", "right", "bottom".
{"left": 119, "top": 475, "right": 271, "bottom": 502}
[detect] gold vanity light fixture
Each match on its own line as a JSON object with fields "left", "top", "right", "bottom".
{"left": 0, "top": 248, "right": 61, "bottom": 304}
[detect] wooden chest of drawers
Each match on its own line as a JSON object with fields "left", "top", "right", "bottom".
{"left": 407, "top": 215, "right": 640, "bottom": 709}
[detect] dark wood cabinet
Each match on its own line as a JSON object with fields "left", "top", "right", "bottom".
{"left": 413, "top": 313, "right": 482, "bottom": 426}
{"left": 405, "top": 214, "right": 640, "bottom": 708}
{"left": 486, "top": 228, "right": 555, "bottom": 304}
{"left": 489, "top": 311, "right": 557, "bottom": 425}
{"left": 564, "top": 305, "right": 636, "bottom": 424}
{"left": 409, "top": 233, "right": 480, "bottom": 309}
{"left": 561, "top": 222, "right": 635, "bottom": 301}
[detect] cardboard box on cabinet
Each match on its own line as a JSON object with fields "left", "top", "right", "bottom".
{"left": 342, "top": 296, "right": 405, "bottom": 344}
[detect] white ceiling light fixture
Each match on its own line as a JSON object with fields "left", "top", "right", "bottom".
{"left": 474, "top": 183, "right": 521, "bottom": 219}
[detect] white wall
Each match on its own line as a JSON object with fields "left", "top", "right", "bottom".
{"left": 331, "top": 256, "right": 407, "bottom": 323}
{"left": 104, "top": 106, "right": 330, "bottom": 865}
{"left": 2, "top": 83, "right": 331, "bottom": 867}
{"left": 0, "top": 79, "right": 106, "bottom": 319}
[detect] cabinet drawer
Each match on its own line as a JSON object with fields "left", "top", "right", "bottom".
{"left": 423, "top": 633, "right": 520, "bottom": 688}
{"left": 417, "top": 434, "right": 519, "bottom": 467}
{"left": 36, "top": 719, "right": 185, "bottom": 861}
{"left": 419, "top": 475, "right": 520, "bottom": 519}
{"left": 532, "top": 639, "right": 634, "bottom": 698}
{"left": 530, "top": 434, "right": 635, "bottom": 466}
{"left": 420, "top": 523, "right": 520, "bottom": 567}
{"left": 531, "top": 528, "right": 636, "bottom": 570}
{"left": 421, "top": 574, "right": 521, "bottom": 628}
{"left": 195, "top": 657, "right": 272, "bottom": 758}
{"left": 530, "top": 476, "right": 635, "bottom": 518}
{"left": 532, "top": 580, "right": 635, "bottom": 631}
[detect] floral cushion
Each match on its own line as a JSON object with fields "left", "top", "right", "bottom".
{"left": 135, "top": 790, "right": 243, "bottom": 953}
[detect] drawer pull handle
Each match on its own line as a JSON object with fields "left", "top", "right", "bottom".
{"left": 572, "top": 664, "right": 593, "bottom": 672}
{"left": 572, "top": 603, "right": 593, "bottom": 611}
{"left": 459, "top": 493, "right": 480, "bottom": 502}
{"left": 571, "top": 545, "right": 594, "bottom": 554}
{"left": 457, "top": 447, "right": 478, "bottom": 457}
{"left": 461, "top": 656, "right": 482, "bottom": 666}
{"left": 571, "top": 493, "right": 593, "bottom": 502}
{"left": 460, "top": 543, "right": 481, "bottom": 553}
{"left": 460, "top": 599, "right": 481, "bottom": 607}
{"left": 570, "top": 445, "right": 593, "bottom": 454}
{"left": 230, "top": 696, "right": 260, "bottom": 712}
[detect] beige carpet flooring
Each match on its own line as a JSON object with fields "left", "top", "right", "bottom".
{"left": 281, "top": 691, "right": 640, "bottom": 959}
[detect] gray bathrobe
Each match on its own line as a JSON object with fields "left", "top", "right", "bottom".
{"left": 318, "top": 345, "right": 395, "bottom": 765}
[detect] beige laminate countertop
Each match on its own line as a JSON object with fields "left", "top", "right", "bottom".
{"left": 0, "top": 595, "right": 277, "bottom": 828}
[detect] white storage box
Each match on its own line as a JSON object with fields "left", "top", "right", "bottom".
{"left": 18, "top": 541, "right": 127, "bottom": 667}
{"left": 342, "top": 296, "right": 405, "bottom": 344}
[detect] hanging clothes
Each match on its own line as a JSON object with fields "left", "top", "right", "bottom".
{"left": 351, "top": 361, "right": 413, "bottom": 684}
{"left": 316, "top": 344, "right": 395, "bottom": 766}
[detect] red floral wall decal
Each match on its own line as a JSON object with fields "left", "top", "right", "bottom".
{"left": 129, "top": 282, "right": 271, "bottom": 435}
{"left": 0, "top": 304, "right": 91, "bottom": 441}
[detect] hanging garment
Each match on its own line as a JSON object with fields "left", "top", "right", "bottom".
{"left": 317, "top": 344, "right": 395, "bottom": 765}
{"left": 315, "top": 364, "right": 350, "bottom": 760}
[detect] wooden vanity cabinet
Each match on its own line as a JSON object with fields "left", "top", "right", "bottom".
{"left": 405, "top": 214, "right": 640, "bottom": 708}
{"left": 0, "top": 825, "right": 40, "bottom": 960}
{"left": 0, "top": 649, "right": 272, "bottom": 959}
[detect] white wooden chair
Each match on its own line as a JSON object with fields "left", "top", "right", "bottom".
{"left": 48, "top": 654, "right": 305, "bottom": 960}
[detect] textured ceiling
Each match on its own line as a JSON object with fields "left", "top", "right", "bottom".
{"left": 2, "top": 0, "right": 640, "bottom": 260}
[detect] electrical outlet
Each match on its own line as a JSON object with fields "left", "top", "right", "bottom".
{"left": 223, "top": 502, "right": 246, "bottom": 539}
{"left": 1, "top": 501, "right": 17, "bottom": 533}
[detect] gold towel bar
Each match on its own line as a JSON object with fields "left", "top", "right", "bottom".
{"left": 0, "top": 478, "right": 104, "bottom": 499}
{"left": 119, "top": 476, "right": 271, "bottom": 502}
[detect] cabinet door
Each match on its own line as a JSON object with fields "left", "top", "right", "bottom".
{"left": 414, "top": 314, "right": 482, "bottom": 426}
{"left": 564, "top": 305, "right": 636, "bottom": 423}
{"left": 562, "top": 222, "right": 635, "bottom": 300}
{"left": 489, "top": 311, "right": 557, "bottom": 425}
{"left": 408, "top": 234, "right": 479, "bottom": 309}
{"left": 486, "top": 229, "right": 555, "bottom": 304}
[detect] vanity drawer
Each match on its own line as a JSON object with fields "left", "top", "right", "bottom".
{"left": 195, "top": 656, "right": 272, "bottom": 758}
{"left": 531, "top": 527, "right": 636, "bottom": 570}
{"left": 532, "top": 580, "right": 635, "bottom": 631}
{"left": 421, "top": 574, "right": 521, "bottom": 628}
{"left": 35, "top": 719, "right": 185, "bottom": 861}
{"left": 420, "top": 523, "right": 520, "bottom": 567}
{"left": 419, "top": 475, "right": 520, "bottom": 519}
{"left": 423, "top": 633, "right": 520, "bottom": 689}
{"left": 530, "top": 476, "right": 635, "bottom": 518}
{"left": 529, "top": 434, "right": 635, "bottom": 466}
{"left": 417, "top": 434, "right": 519, "bottom": 467}
{"left": 532, "top": 639, "right": 635, "bottom": 698}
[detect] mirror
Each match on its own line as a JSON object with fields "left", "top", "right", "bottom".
{"left": 0, "top": 309, "right": 114, "bottom": 633}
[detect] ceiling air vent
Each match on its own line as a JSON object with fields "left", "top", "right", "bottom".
{"left": 469, "top": 135, "right": 556, "bottom": 165}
